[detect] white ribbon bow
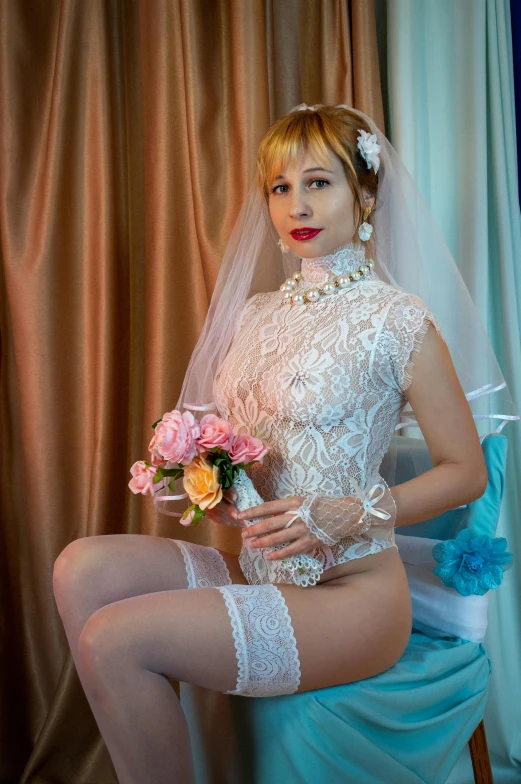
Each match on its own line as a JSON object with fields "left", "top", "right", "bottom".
{"left": 350, "top": 476, "right": 392, "bottom": 521}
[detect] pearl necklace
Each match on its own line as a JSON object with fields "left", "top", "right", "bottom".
{"left": 280, "top": 257, "right": 375, "bottom": 306}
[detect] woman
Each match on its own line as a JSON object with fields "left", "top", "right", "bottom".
{"left": 53, "top": 105, "right": 491, "bottom": 784}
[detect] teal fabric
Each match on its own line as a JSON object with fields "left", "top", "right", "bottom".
{"left": 230, "top": 635, "right": 490, "bottom": 784}
{"left": 181, "top": 634, "right": 491, "bottom": 784}
{"left": 396, "top": 434, "right": 508, "bottom": 541}
{"left": 465, "top": 436, "right": 508, "bottom": 538}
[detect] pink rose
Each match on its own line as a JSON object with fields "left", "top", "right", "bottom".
{"left": 154, "top": 410, "right": 200, "bottom": 465}
{"left": 128, "top": 461, "right": 157, "bottom": 495}
{"left": 179, "top": 508, "right": 196, "bottom": 526}
{"left": 148, "top": 434, "right": 167, "bottom": 466}
{"left": 229, "top": 433, "right": 269, "bottom": 465}
{"left": 196, "top": 414, "right": 234, "bottom": 453}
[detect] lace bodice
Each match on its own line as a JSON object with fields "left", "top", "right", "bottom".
{"left": 213, "top": 241, "right": 444, "bottom": 585}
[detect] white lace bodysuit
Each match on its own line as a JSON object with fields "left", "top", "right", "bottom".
{"left": 213, "top": 242, "right": 444, "bottom": 585}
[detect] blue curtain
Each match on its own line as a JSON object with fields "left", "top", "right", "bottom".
{"left": 511, "top": 0, "right": 521, "bottom": 206}
{"left": 375, "top": 1, "right": 521, "bottom": 781}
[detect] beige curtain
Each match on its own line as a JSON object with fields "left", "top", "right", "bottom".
{"left": 0, "top": 1, "right": 384, "bottom": 781}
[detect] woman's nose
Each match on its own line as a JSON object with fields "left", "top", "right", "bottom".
{"left": 289, "top": 196, "right": 311, "bottom": 219}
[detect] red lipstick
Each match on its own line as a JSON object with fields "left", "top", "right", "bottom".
{"left": 289, "top": 228, "right": 323, "bottom": 241}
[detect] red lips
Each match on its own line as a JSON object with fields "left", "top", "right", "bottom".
{"left": 290, "top": 228, "right": 323, "bottom": 240}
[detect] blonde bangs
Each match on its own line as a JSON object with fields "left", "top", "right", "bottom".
{"left": 257, "top": 114, "right": 336, "bottom": 200}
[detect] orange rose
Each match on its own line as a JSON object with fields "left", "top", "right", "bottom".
{"left": 182, "top": 455, "right": 223, "bottom": 510}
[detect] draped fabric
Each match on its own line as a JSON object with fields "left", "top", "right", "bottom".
{"left": 0, "top": 1, "right": 384, "bottom": 781}
{"left": 180, "top": 632, "right": 491, "bottom": 784}
{"left": 375, "top": 2, "right": 521, "bottom": 781}
{"left": 511, "top": 0, "right": 521, "bottom": 206}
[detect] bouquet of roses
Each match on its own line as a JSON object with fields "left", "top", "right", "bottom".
{"left": 128, "top": 410, "right": 270, "bottom": 526}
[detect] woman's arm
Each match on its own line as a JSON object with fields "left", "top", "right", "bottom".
{"left": 391, "top": 322, "right": 488, "bottom": 527}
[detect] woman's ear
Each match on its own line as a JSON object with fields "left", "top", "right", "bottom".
{"left": 363, "top": 193, "right": 375, "bottom": 213}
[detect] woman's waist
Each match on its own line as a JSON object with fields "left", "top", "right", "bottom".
{"left": 239, "top": 528, "right": 399, "bottom": 587}
{"left": 315, "top": 544, "right": 402, "bottom": 585}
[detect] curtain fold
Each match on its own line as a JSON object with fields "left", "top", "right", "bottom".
{"left": 510, "top": 0, "right": 521, "bottom": 206}
{"left": 0, "top": 1, "right": 383, "bottom": 781}
{"left": 375, "top": 2, "right": 521, "bottom": 781}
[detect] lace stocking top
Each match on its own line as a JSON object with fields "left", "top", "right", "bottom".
{"left": 213, "top": 240, "right": 444, "bottom": 584}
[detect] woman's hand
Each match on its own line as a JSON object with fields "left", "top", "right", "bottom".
{"left": 237, "top": 496, "right": 323, "bottom": 560}
{"left": 204, "top": 488, "right": 244, "bottom": 528}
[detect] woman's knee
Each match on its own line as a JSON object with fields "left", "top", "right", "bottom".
{"left": 53, "top": 535, "right": 193, "bottom": 618}
{"left": 76, "top": 606, "right": 125, "bottom": 696}
{"left": 53, "top": 536, "right": 106, "bottom": 612}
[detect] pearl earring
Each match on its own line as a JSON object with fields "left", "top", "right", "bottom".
{"left": 358, "top": 206, "right": 373, "bottom": 242}
{"left": 278, "top": 238, "right": 290, "bottom": 254}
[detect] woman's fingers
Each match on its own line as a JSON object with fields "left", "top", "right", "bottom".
{"left": 223, "top": 488, "right": 238, "bottom": 503}
{"left": 245, "top": 528, "right": 299, "bottom": 548}
{"left": 237, "top": 496, "right": 303, "bottom": 521}
{"left": 206, "top": 498, "right": 244, "bottom": 528}
{"left": 242, "top": 513, "right": 299, "bottom": 539}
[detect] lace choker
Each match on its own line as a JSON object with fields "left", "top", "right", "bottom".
{"left": 279, "top": 239, "right": 377, "bottom": 306}
{"left": 300, "top": 240, "right": 369, "bottom": 283}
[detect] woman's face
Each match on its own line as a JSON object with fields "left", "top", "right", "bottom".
{"left": 268, "top": 148, "right": 371, "bottom": 258}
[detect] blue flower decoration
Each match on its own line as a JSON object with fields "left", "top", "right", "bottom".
{"left": 432, "top": 528, "right": 513, "bottom": 597}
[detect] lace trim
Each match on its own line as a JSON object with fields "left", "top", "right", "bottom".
{"left": 170, "top": 539, "right": 232, "bottom": 589}
{"left": 384, "top": 293, "right": 446, "bottom": 392}
{"left": 218, "top": 584, "right": 301, "bottom": 697}
{"left": 219, "top": 586, "right": 249, "bottom": 691}
{"left": 300, "top": 241, "right": 367, "bottom": 281}
{"left": 401, "top": 312, "right": 443, "bottom": 391}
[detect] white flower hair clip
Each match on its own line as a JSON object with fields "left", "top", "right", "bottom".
{"left": 356, "top": 129, "right": 381, "bottom": 174}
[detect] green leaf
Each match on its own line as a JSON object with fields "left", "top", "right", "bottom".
{"left": 152, "top": 418, "right": 162, "bottom": 429}
{"left": 152, "top": 471, "right": 164, "bottom": 484}
{"left": 161, "top": 468, "right": 184, "bottom": 478}
{"left": 191, "top": 506, "right": 206, "bottom": 526}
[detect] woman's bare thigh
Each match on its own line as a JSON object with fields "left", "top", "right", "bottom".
{"left": 78, "top": 556, "right": 412, "bottom": 697}
{"left": 280, "top": 561, "right": 412, "bottom": 690}
{"left": 53, "top": 534, "right": 248, "bottom": 624}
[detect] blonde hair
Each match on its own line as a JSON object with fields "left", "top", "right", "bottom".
{"left": 256, "top": 105, "right": 378, "bottom": 234}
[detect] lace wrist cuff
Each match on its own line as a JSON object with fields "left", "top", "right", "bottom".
{"left": 293, "top": 477, "right": 397, "bottom": 546}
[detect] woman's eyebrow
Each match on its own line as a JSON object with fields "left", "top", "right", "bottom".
{"left": 272, "top": 167, "right": 334, "bottom": 181}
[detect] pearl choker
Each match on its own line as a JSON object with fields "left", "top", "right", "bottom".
{"left": 280, "top": 252, "right": 375, "bottom": 306}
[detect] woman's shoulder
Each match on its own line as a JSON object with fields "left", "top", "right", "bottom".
{"left": 363, "top": 278, "right": 434, "bottom": 314}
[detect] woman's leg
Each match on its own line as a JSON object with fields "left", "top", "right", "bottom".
{"left": 73, "top": 567, "right": 411, "bottom": 784}
{"left": 52, "top": 534, "right": 244, "bottom": 665}
{"left": 52, "top": 534, "right": 245, "bottom": 783}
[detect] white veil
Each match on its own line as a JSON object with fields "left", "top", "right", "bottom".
{"left": 153, "top": 104, "right": 519, "bottom": 517}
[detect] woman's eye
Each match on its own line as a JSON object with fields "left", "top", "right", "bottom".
{"left": 270, "top": 179, "right": 329, "bottom": 195}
